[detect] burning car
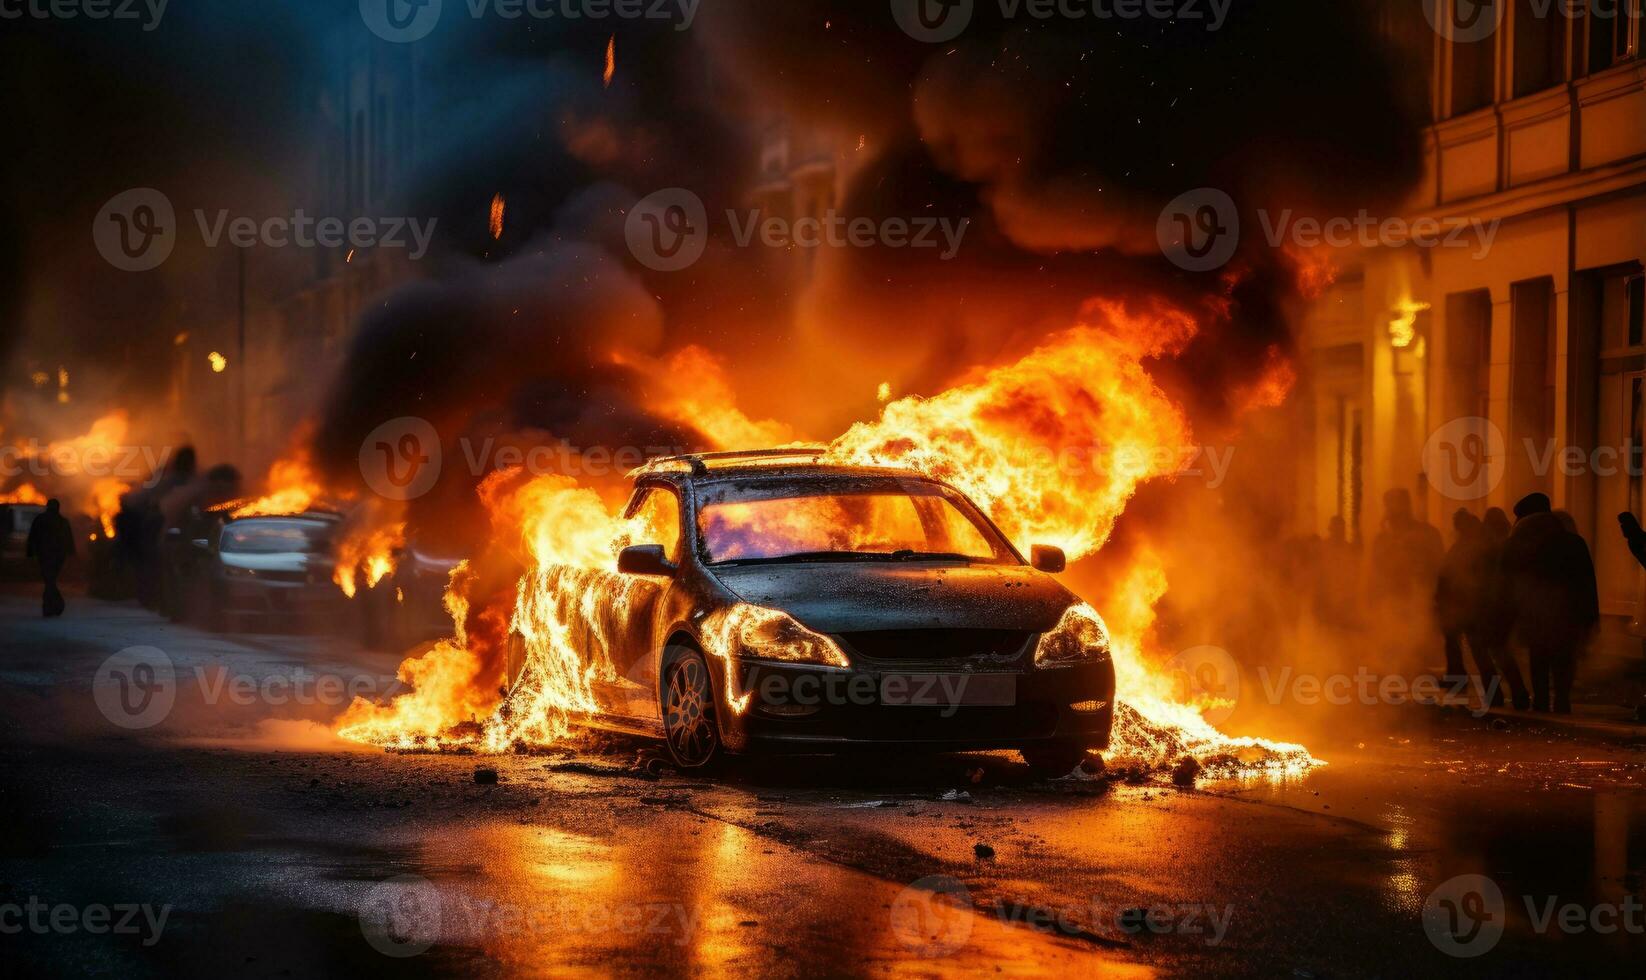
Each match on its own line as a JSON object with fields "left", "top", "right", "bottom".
{"left": 191, "top": 511, "right": 344, "bottom": 632}
{"left": 581, "top": 450, "right": 1116, "bottom": 773}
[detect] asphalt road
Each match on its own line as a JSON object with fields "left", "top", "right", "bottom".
{"left": 2, "top": 588, "right": 1644, "bottom": 977}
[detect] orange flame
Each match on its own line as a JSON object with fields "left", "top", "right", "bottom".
{"left": 229, "top": 452, "right": 329, "bottom": 518}
{"left": 603, "top": 34, "right": 615, "bottom": 88}
{"left": 0, "top": 482, "right": 48, "bottom": 506}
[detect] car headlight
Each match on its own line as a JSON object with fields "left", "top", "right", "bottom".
{"left": 702, "top": 604, "right": 851, "bottom": 669}
{"left": 1034, "top": 602, "right": 1112, "bottom": 668}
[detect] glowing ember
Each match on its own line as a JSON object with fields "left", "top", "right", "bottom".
{"left": 603, "top": 35, "right": 615, "bottom": 88}
{"left": 489, "top": 193, "right": 505, "bottom": 240}
{"left": 208, "top": 351, "right": 228, "bottom": 373}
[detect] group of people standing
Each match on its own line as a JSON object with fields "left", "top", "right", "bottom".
{"left": 1427, "top": 492, "right": 1601, "bottom": 713}
{"left": 1358, "top": 484, "right": 1616, "bottom": 714}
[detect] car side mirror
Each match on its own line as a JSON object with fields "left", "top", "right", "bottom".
{"left": 618, "top": 544, "right": 676, "bottom": 577}
{"left": 1030, "top": 544, "right": 1066, "bottom": 573}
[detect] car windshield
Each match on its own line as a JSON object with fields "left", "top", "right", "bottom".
{"left": 221, "top": 519, "right": 333, "bottom": 555}
{"left": 696, "top": 477, "right": 1013, "bottom": 565}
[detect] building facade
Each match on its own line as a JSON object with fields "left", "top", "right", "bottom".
{"left": 1299, "top": 0, "right": 1646, "bottom": 621}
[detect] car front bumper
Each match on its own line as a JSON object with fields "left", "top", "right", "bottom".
{"left": 710, "top": 657, "right": 1115, "bottom": 754}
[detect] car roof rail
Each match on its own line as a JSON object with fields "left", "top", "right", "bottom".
{"left": 631, "top": 446, "right": 830, "bottom": 478}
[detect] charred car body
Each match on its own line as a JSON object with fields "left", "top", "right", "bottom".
{"left": 559, "top": 450, "right": 1116, "bottom": 773}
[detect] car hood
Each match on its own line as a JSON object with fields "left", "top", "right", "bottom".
{"left": 709, "top": 562, "right": 1075, "bottom": 633}
{"left": 219, "top": 551, "right": 332, "bottom": 574}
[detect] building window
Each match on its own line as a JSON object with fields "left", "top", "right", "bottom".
{"left": 1513, "top": 0, "right": 1567, "bottom": 97}
{"left": 1587, "top": 0, "right": 1643, "bottom": 73}
{"left": 1451, "top": 0, "right": 1500, "bottom": 115}
{"left": 1508, "top": 277, "right": 1556, "bottom": 500}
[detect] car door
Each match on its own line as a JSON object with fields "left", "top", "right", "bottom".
{"left": 604, "top": 482, "right": 684, "bottom": 723}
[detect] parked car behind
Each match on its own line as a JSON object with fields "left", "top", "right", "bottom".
{"left": 193, "top": 512, "right": 344, "bottom": 632}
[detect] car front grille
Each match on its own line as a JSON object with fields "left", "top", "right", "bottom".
{"left": 834, "top": 628, "right": 1033, "bottom": 667}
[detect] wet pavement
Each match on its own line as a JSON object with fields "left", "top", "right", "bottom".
{"left": 2, "top": 591, "right": 1644, "bottom": 977}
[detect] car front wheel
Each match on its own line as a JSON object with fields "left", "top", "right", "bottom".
{"left": 663, "top": 648, "right": 721, "bottom": 770}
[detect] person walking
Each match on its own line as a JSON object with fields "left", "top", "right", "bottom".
{"left": 25, "top": 499, "right": 76, "bottom": 618}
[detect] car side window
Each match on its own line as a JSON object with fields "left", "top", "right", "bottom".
{"left": 630, "top": 487, "right": 682, "bottom": 564}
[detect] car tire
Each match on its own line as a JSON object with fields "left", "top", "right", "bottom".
{"left": 662, "top": 647, "right": 722, "bottom": 770}
{"left": 1020, "top": 741, "right": 1091, "bottom": 778}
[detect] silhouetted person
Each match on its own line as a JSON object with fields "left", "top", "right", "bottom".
{"left": 1316, "top": 515, "right": 1360, "bottom": 627}
{"left": 1436, "top": 511, "right": 1484, "bottom": 673}
{"left": 1620, "top": 511, "right": 1646, "bottom": 570}
{"left": 1370, "top": 488, "right": 1444, "bottom": 619}
{"left": 1471, "top": 507, "right": 1527, "bottom": 709}
{"left": 1502, "top": 493, "right": 1598, "bottom": 713}
{"left": 25, "top": 499, "right": 76, "bottom": 618}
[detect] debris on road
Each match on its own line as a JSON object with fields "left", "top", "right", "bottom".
{"left": 974, "top": 842, "right": 996, "bottom": 859}
{"left": 939, "top": 789, "right": 974, "bottom": 803}
{"left": 474, "top": 767, "right": 499, "bottom": 785}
